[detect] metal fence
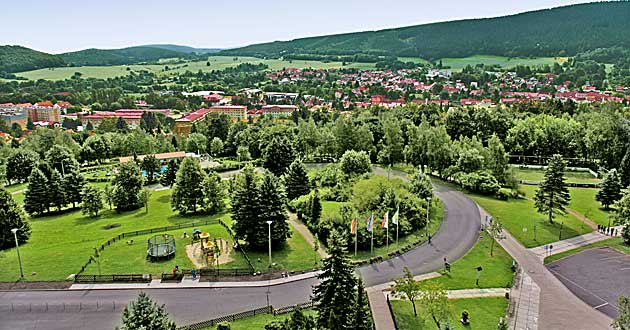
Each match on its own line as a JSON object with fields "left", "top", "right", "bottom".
{"left": 74, "top": 274, "right": 152, "bottom": 283}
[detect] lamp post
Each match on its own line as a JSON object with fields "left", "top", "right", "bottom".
{"left": 266, "top": 221, "right": 273, "bottom": 270}
{"left": 426, "top": 197, "right": 431, "bottom": 237}
{"left": 11, "top": 228, "right": 24, "bottom": 279}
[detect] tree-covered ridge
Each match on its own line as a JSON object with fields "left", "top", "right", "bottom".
{"left": 0, "top": 45, "right": 65, "bottom": 73}
{"left": 222, "top": 2, "right": 630, "bottom": 60}
{"left": 58, "top": 46, "right": 192, "bottom": 66}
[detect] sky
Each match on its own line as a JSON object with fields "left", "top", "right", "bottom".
{"left": 3, "top": 0, "right": 593, "bottom": 54}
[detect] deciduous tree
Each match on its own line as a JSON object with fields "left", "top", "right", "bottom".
{"left": 112, "top": 162, "right": 144, "bottom": 211}
{"left": 81, "top": 185, "right": 103, "bottom": 218}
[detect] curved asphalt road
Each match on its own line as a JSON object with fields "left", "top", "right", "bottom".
{"left": 0, "top": 169, "right": 480, "bottom": 330}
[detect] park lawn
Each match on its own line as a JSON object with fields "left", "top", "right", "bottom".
{"left": 351, "top": 199, "right": 444, "bottom": 261}
{"left": 84, "top": 223, "right": 242, "bottom": 275}
{"left": 200, "top": 309, "right": 316, "bottom": 330}
{"left": 514, "top": 168, "right": 600, "bottom": 185}
{"left": 544, "top": 237, "right": 630, "bottom": 264}
{"left": 567, "top": 187, "right": 611, "bottom": 226}
{"left": 3, "top": 182, "right": 27, "bottom": 193}
{"left": 0, "top": 189, "right": 235, "bottom": 281}
{"left": 423, "top": 232, "right": 514, "bottom": 290}
{"left": 470, "top": 192, "right": 592, "bottom": 248}
{"left": 244, "top": 224, "right": 320, "bottom": 272}
{"left": 439, "top": 55, "right": 567, "bottom": 71}
{"left": 391, "top": 297, "right": 509, "bottom": 330}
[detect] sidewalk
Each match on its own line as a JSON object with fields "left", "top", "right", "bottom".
{"left": 288, "top": 212, "right": 329, "bottom": 259}
{"left": 529, "top": 230, "right": 618, "bottom": 260}
{"left": 69, "top": 271, "right": 320, "bottom": 290}
{"left": 367, "top": 287, "right": 396, "bottom": 330}
{"left": 478, "top": 206, "right": 612, "bottom": 330}
{"left": 388, "top": 287, "right": 509, "bottom": 300}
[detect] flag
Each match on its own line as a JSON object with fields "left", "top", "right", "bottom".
{"left": 366, "top": 214, "right": 374, "bottom": 232}
{"left": 351, "top": 219, "right": 357, "bottom": 235}
{"left": 392, "top": 207, "right": 399, "bottom": 225}
{"left": 382, "top": 211, "right": 389, "bottom": 229}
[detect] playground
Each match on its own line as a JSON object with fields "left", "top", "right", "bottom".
{"left": 184, "top": 230, "right": 234, "bottom": 268}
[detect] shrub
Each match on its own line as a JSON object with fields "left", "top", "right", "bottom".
{"left": 495, "top": 188, "right": 511, "bottom": 201}
{"left": 461, "top": 171, "right": 500, "bottom": 195}
{"left": 340, "top": 150, "right": 371, "bottom": 176}
{"left": 216, "top": 322, "right": 231, "bottom": 330}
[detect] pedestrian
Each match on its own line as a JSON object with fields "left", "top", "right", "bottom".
{"left": 613, "top": 228, "right": 617, "bottom": 236}
{"left": 428, "top": 234, "right": 432, "bottom": 244}
{"left": 598, "top": 224, "right": 601, "bottom": 232}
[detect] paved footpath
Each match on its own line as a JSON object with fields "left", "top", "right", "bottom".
{"left": 388, "top": 287, "right": 509, "bottom": 300}
{"left": 529, "top": 229, "right": 622, "bottom": 261}
{"left": 479, "top": 206, "right": 613, "bottom": 330}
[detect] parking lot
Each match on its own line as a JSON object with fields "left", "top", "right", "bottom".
{"left": 547, "top": 246, "right": 630, "bottom": 318}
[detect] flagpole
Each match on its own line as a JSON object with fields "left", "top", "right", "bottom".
{"left": 354, "top": 222, "right": 358, "bottom": 257}
{"left": 370, "top": 212, "right": 374, "bottom": 256}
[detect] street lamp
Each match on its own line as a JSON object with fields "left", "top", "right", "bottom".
{"left": 11, "top": 228, "right": 24, "bottom": 279}
{"left": 426, "top": 197, "right": 431, "bottom": 237}
{"left": 266, "top": 221, "right": 273, "bottom": 270}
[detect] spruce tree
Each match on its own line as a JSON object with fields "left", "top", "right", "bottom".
{"left": 120, "top": 292, "right": 176, "bottom": 330}
{"left": 353, "top": 278, "right": 373, "bottom": 330}
{"left": 49, "top": 169, "right": 66, "bottom": 212}
{"left": 103, "top": 184, "right": 114, "bottom": 210}
{"left": 310, "top": 189, "right": 322, "bottom": 225}
{"left": 170, "top": 157, "right": 206, "bottom": 214}
{"left": 24, "top": 168, "right": 50, "bottom": 216}
{"left": 112, "top": 161, "right": 144, "bottom": 211}
{"left": 231, "top": 166, "right": 264, "bottom": 248}
{"left": 283, "top": 158, "right": 311, "bottom": 202}
{"left": 0, "top": 188, "right": 31, "bottom": 250}
{"left": 64, "top": 168, "right": 86, "bottom": 208}
{"left": 259, "top": 171, "right": 291, "bottom": 248}
{"left": 409, "top": 169, "right": 433, "bottom": 199}
{"left": 202, "top": 172, "right": 226, "bottom": 214}
{"left": 534, "top": 155, "right": 570, "bottom": 223}
{"left": 313, "top": 229, "right": 358, "bottom": 330}
{"left": 160, "top": 159, "right": 178, "bottom": 187}
{"left": 596, "top": 168, "right": 622, "bottom": 210}
{"left": 81, "top": 185, "right": 103, "bottom": 218}
{"left": 263, "top": 136, "right": 296, "bottom": 177}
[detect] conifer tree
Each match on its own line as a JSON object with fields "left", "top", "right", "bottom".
{"left": 313, "top": 229, "right": 357, "bottom": 330}
{"left": 259, "top": 171, "right": 291, "bottom": 248}
{"left": 120, "top": 292, "right": 176, "bottom": 330}
{"left": 596, "top": 168, "right": 622, "bottom": 210}
{"left": 103, "top": 184, "right": 114, "bottom": 210}
{"left": 81, "top": 185, "right": 103, "bottom": 218}
{"left": 534, "top": 155, "right": 570, "bottom": 223}
{"left": 353, "top": 278, "right": 373, "bottom": 330}
{"left": 263, "top": 136, "right": 296, "bottom": 177}
{"left": 49, "top": 169, "right": 66, "bottom": 212}
{"left": 409, "top": 169, "right": 433, "bottom": 199}
{"left": 310, "top": 189, "right": 322, "bottom": 225}
{"left": 170, "top": 157, "right": 206, "bottom": 214}
{"left": 202, "top": 172, "right": 226, "bottom": 214}
{"left": 112, "top": 161, "right": 144, "bottom": 211}
{"left": 141, "top": 154, "right": 161, "bottom": 184}
{"left": 24, "top": 168, "right": 50, "bottom": 216}
{"left": 231, "top": 166, "right": 265, "bottom": 248}
{"left": 64, "top": 168, "right": 86, "bottom": 208}
{"left": 0, "top": 188, "right": 30, "bottom": 250}
{"left": 160, "top": 159, "right": 178, "bottom": 187}
{"left": 283, "top": 158, "right": 311, "bottom": 202}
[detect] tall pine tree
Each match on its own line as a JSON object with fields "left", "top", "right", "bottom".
{"left": 283, "top": 158, "right": 311, "bottom": 202}
{"left": 231, "top": 166, "right": 265, "bottom": 248}
{"left": 313, "top": 229, "right": 358, "bottom": 330}
{"left": 259, "top": 171, "right": 291, "bottom": 249}
{"left": 263, "top": 136, "right": 296, "bottom": 177}
{"left": 596, "top": 168, "right": 622, "bottom": 210}
{"left": 0, "top": 188, "right": 31, "bottom": 249}
{"left": 49, "top": 169, "right": 66, "bottom": 212}
{"left": 534, "top": 155, "right": 570, "bottom": 223}
{"left": 64, "top": 168, "right": 86, "bottom": 209}
{"left": 120, "top": 292, "right": 176, "bottom": 330}
{"left": 24, "top": 168, "right": 50, "bottom": 216}
{"left": 353, "top": 278, "right": 373, "bottom": 330}
{"left": 202, "top": 172, "right": 226, "bottom": 215}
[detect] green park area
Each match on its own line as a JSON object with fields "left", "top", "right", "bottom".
{"left": 544, "top": 237, "right": 630, "bottom": 264}
{"left": 567, "top": 187, "right": 611, "bottom": 226}
{"left": 390, "top": 297, "right": 509, "bottom": 330}
{"left": 438, "top": 55, "right": 567, "bottom": 71}
{"left": 423, "top": 232, "right": 514, "bottom": 290}
{"left": 200, "top": 310, "right": 316, "bottom": 330}
{"left": 513, "top": 167, "right": 600, "bottom": 185}
{"left": 15, "top": 56, "right": 376, "bottom": 81}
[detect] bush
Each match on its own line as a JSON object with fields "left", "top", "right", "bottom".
{"left": 340, "top": 150, "right": 371, "bottom": 176}
{"left": 461, "top": 171, "right": 500, "bottom": 195}
{"left": 622, "top": 225, "right": 630, "bottom": 246}
{"left": 495, "top": 188, "right": 511, "bottom": 201}
{"left": 216, "top": 322, "right": 231, "bottom": 330}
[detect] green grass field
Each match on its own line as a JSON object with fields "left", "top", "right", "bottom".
{"left": 544, "top": 237, "right": 630, "bottom": 264}
{"left": 199, "top": 309, "right": 316, "bottom": 330}
{"left": 3, "top": 182, "right": 27, "bottom": 193}
{"left": 439, "top": 55, "right": 568, "bottom": 71}
{"left": 470, "top": 190, "right": 592, "bottom": 248}
{"left": 243, "top": 225, "right": 319, "bottom": 272}
{"left": 514, "top": 168, "right": 600, "bottom": 185}
{"left": 391, "top": 297, "right": 508, "bottom": 330}
{"left": 423, "top": 232, "right": 514, "bottom": 290}
{"left": 15, "top": 56, "right": 376, "bottom": 80}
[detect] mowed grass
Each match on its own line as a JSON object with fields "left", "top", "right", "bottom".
{"left": 16, "top": 56, "right": 376, "bottom": 80}
{"left": 514, "top": 168, "right": 600, "bottom": 185}
{"left": 200, "top": 309, "right": 316, "bottom": 330}
{"left": 544, "top": 237, "right": 630, "bottom": 264}
{"left": 3, "top": 182, "right": 27, "bottom": 193}
{"left": 423, "top": 232, "right": 514, "bottom": 290}
{"left": 391, "top": 297, "right": 508, "bottom": 330}
{"left": 243, "top": 225, "right": 320, "bottom": 272}
{"left": 439, "top": 55, "right": 567, "bottom": 71}
{"left": 470, "top": 190, "right": 592, "bottom": 248}
{"left": 567, "top": 187, "right": 611, "bottom": 226}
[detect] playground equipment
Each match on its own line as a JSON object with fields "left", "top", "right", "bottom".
{"left": 199, "top": 232, "right": 219, "bottom": 266}
{"left": 147, "top": 234, "right": 176, "bottom": 260}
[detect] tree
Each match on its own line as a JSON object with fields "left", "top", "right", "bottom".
{"left": 171, "top": 157, "right": 206, "bottom": 214}
{"left": 141, "top": 155, "right": 161, "bottom": 184}
{"left": 613, "top": 295, "right": 630, "bottom": 330}
{"left": 119, "top": 292, "right": 176, "bottom": 330}
{"left": 310, "top": 189, "right": 322, "bottom": 225}
{"left": 419, "top": 282, "right": 452, "bottom": 330}
{"left": 185, "top": 133, "right": 207, "bottom": 154}
{"left": 45, "top": 144, "right": 79, "bottom": 175}
{"left": 596, "top": 169, "right": 623, "bottom": 210}
{"left": 486, "top": 134, "right": 509, "bottom": 184}
{"left": 488, "top": 220, "right": 506, "bottom": 256}
{"left": 139, "top": 188, "right": 152, "bottom": 214}
{"left": 81, "top": 185, "right": 103, "bottom": 218}
{"left": 258, "top": 171, "right": 291, "bottom": 249}
{"left": 112, "top": 162, "right": 144, "bottom": 211}
{"left": 103, "top": 184, "right": 114, "bottom": 210}
{"left": 283, "top": 159, "right": 311, "bottom": 202}
{"left": 534, "top": 155, "right": 570, "bottom": 223}
{"left": 263, "top": 136, "right": 296, "bottom": 177}
{"left": 231, "top": 166, "right": 264, "bottom": 249}
{"left": 63, "top": 169, "right": 86, "bottom": 208}
{"left": 313, "top": 229, "right": 357, "bottom": 330}
{"left": 0, "top": 188, "right": 30, "bottom": 250}
{"left": 409, "top": 169, "right": 433, "bottom": 199}
{"left": 160, "top": 159, "right": 178, "bottom": 187}
{"left": 353, "top": 278, "right": 373, "bottom": 330}
{"left": 6, "top": 149, "right": 38, "bottom": 184}
{"left": 612, "top": 190, "right": 630, "bottom": 245}
{"left": 24, "top": 168, "right": 50, "bottom": 216}
{"left": 378, "top": 119, "right": 404, "bottom": 166}
{"left": 49, "top": 169, "right": 66, "bottom": 212}
{"left": 340, "top": 150, "right": 371, "bottom": 176}
{"left": 392, "top": 267, "right": 422, "bottom": 317}
{"left": 265, "top": 308, "right": 316, "bottom": 330}
{"left": 202, "top": 172, "right": 226, "bottom": 214}
{"left": 210, "top": 137, "right": 224, "bottom": 157}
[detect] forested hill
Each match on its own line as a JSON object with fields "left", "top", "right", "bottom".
{"left": 58, "top": 46, "right": 191, "bottom": 66}
{"left": 142, "top": 44, "right": 222, "bottom": 54}
{"left": 0, "top": 46, "right": 65, "bottom": 73}
{"left": 221, "top": 1, "right": 630, "bottom": 60}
